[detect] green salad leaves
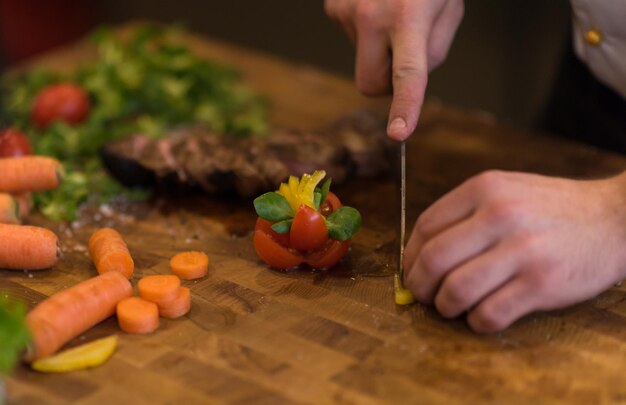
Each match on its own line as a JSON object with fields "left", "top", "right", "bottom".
{"left": 0, "top": 297, "right": 29, "bottom": 375}
{"left": 0, "top": 25, "right": 268, "bottom": 221}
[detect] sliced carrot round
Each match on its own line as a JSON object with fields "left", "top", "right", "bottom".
{"left": 159, "top": 287, "right": 191, "bottom": 319}
{"left": 116, "top": 297, "right": 159, "bottom": 334}
{"left": 138, "top": 275, "right": 181, "bottom": 305}
{"left": 170, "top": 251, "right": 209, "bottom": 280}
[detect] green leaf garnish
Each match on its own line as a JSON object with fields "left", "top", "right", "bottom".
{"left": 325, "top": 206, "right": 362, "bottom": 241}
{"left": 313, "top": 192, "right": 322, "bottom": 210}
{"left": 271, "top": 219, "right": 292, "bottom": 234}
{"left": 319, "top": 178, "right": 331, "bottom": 206}
{"left": 0, "top": 297, "right": 30, "bottom": 375}
{"left": 253, "top": 192, "right": 294, "bottom": 222}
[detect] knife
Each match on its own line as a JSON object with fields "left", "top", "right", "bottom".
{"left": 394, "top": 141, "right": 415, "bottom": 305}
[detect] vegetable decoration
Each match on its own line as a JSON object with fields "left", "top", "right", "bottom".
{"left": 253, "top": 170, "right": 361, "bottom": 270}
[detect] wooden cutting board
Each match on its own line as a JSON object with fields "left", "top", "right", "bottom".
{"left": 4, "top": 23, "right": 626, "bottom": 405}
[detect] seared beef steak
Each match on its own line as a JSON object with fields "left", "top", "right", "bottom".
{"left": 101, "top": 110, "right": 391, "bottom": 197}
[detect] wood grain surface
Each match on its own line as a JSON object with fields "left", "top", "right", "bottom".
{"left": 3, "top": 24, "right": 626, "bottom": 404}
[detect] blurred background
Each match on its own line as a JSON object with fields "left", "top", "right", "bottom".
{"left": 0, "top": 0, "right": 571, "bottom": 131}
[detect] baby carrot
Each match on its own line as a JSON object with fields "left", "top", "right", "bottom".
{"left": 88, "top": 228, "right": 134, "bottom": 279}
{"left": 0, "top": 156, "right": 63, "bottom": 193}
{"left": 159, "top": 287, "right": 191, "bottom": 319}
{"left": 137, "top": 275, "right": 181, "bottom": 306}
{"left": 116, "top": 297, "right": 159, "bottom": 334}
{"left": 0, "top": 223, "right": 58, "bottom": 270}
{"left": 25, "top": 271, "right": 132, "bottom": 362}
{"left": 0, "top": 193, "right": 20, "bottom": 224}
{"left": 170, "top": 251, "right": 209, "bottom": 280}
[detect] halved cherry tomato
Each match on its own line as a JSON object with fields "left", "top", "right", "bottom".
{"left": 305, "top": 239, "right": 351, "bottom": 269}
{"left": 0, "top": 128, "right": 32, "bottom": 157}
{"left": 253, "top": 229, "right": 303, "bottom": 269}
{"left": 255, "top": 217, "right": 290, "bottom": 248}
{"left": 289, "top": 204, "right": 328, "bottom": 251}
{"left": 320, "top": 191, "right": 342, "bottom": 217}
{"left": 31, "top": 82, "right": 91, "bottom": 129}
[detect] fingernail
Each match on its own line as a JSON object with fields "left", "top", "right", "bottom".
{"left": 389, "top": 117, "right": 406, "bottom": 132}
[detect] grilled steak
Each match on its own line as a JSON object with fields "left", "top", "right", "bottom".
{"left": 101, "top": 110, "right": 392, "bottom": 197}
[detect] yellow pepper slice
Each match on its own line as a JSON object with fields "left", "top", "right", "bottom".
{"left": 394, "top": 274, "right": 416, "bottom": 305}
{"left": 31, "top": 335, "right": 118, "bottom": 373}
{"left": 277, "top": 170, "right": 326, "bottom": 213}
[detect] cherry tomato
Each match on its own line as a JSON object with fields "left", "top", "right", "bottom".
{"left": 305, "top": 239, "right": 351, "bottom": 269}
{"left": 255, "top": 217, "right": 291, "bottom": 247}
{"left": 289, "top": 204, "right": 328, "bottom": 251}
{"left": 0, "top": 128, "right": 32, "bottom": 157}
{"left": 320, "top": 192, "right": 342, "bottom": 216}
{"left": 31, "top": 82, "right": 91, "bottom": 129}
{"left": 254, "top": 217, "right": 302, "bottom": 269}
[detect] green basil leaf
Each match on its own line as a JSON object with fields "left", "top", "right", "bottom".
{"left": 326, "top": 206, "right": 361, "bottom": 241}
{"left": 319, "top": 178, "right": 331, "bottom": 205}
{"left": 253, "top": 192, "right": 294, "bottom": 221}
{"left": 313, "top": 192, "right": 322, "bottom": 210}
{"left": 271, "top": 219, "right": 292, "bottom": 234}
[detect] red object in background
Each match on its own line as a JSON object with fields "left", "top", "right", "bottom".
{"left": 0, "top": 128, "right": 33, "bottom": 157}
{"left": 31, "top": 82, "right": 91, "bottom": 129}
{"left": 0, "top": 0, "right": 93, "bottom": 64}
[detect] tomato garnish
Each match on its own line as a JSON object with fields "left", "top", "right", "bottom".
{"left": 253, "top": 229, "right": 303, "bottom": 270}
{"left": 289, "top": 204, "right": 328, "bottom": 251}
{"left": 320, "top": 191, "right": 342, "bottom": 216}
{"left": 255, "top": 217, "right": 290, "bottom": 248}
{"left": 305, "top": 239, "right": 351, "bottom": 270}
{"left": 252, "top": 171, "right": 360, "bottom": 271}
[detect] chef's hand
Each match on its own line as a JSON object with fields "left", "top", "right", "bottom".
{"left": 324, "top": 0, "right": 464, "bottom": 140}
{"left": 404, "top": 170, "right": 626, "bottom": 333}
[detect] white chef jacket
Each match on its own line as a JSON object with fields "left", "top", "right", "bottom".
{"left": 570, "top": 0, "right": 626, "bottom": 100}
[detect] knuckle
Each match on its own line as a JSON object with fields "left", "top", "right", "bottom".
{"left": 404, "top": 268, "right": 432, "bottom": 304}
{"left": 419, "top": 240, "right": 446, "bottom": 277}
{"left": 524, "top": 266, "right": 554, "bottom": 294}
{"left": 354, "top": 0, "right": 379, "bottom": 28}
{"left": 469, "top": 170, "right": 508, "bottom": 196}
{"left": 436, "top": 279, "right": 469, "bottom": 317}
{"left": 483, "top": 201, "right": 526, "bottom": 231}
{"left": 392, "top": 63, "right": 425, "bottom": 82}
{"left": 469, "top": 304, "right": 507, "bottom": 333}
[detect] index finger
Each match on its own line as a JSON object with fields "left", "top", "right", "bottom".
{"left": 387, "top": 18, "right": 430, "bottom": 140}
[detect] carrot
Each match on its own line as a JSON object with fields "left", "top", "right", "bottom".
{"left": 0, "top": 223, "right": 58, "bottom": 270}
{"left": 88, "top": 228, "right": 134, "bottom": 279}
{"left": 137, "top": 275, "right": 181, "bottom": 306}
{"left": 0, "top": 193, "right": 20, "bottom": 224}
{"left": 159, "top": 287, "right": 191, "bottom": 319}
{"left": 25, "top": 271, "right": 132, "bottom": 362}
{"left": 116, "top": 297, "right": 159, "bottom": 334}
{"left": 170, "top": 251, "right": 209, "bottom": 280}
{"left": 13, "top": 192, "right": 32, "bottom": 218}
{"left": 0, "top": 156, "right": 63, "bottom": 193}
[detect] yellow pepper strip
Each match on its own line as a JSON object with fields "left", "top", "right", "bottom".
{"left": 31, "top": 335, "right": 118, "bottom": 373}
{"left": 277, "top": 171, "right": 326, "bottom": 213}
{"left": 394, "top": 274, "right": 416, "bottom": 305}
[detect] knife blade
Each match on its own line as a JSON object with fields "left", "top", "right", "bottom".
{"left": 394, "top": 141, "right": 415, "bottom": 305}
